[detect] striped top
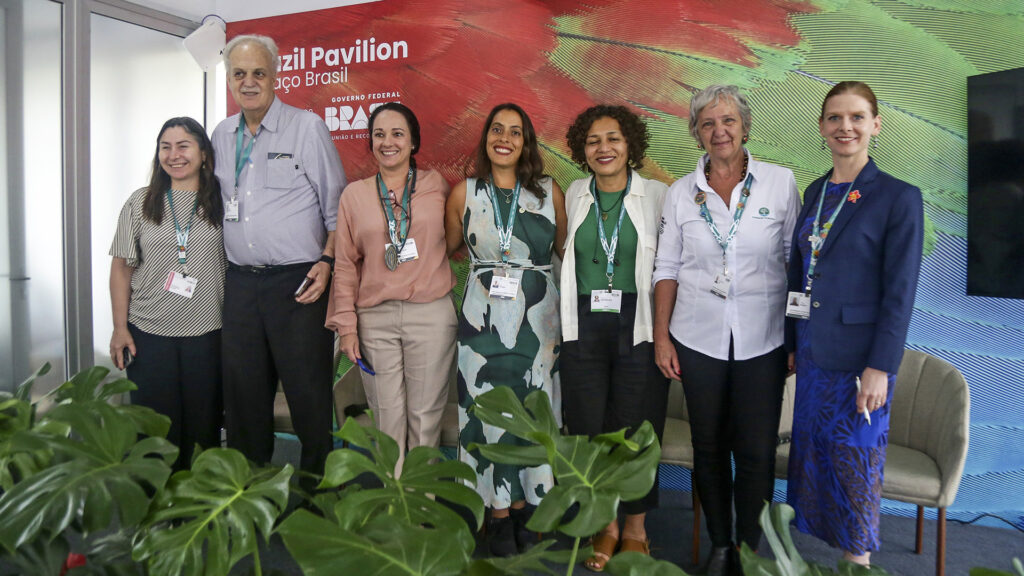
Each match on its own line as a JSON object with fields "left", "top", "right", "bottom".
{"left": 110, "top": 187, "right": 226, "bottom": 337}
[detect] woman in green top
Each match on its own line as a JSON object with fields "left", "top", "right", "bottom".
{"left": 559, "top": 105, "right": 669, "bottom": 571}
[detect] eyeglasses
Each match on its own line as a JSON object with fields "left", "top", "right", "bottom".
{"left": 387, "top": 189, "right": 409, "bottom": 221}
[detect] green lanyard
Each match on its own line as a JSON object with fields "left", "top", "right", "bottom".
{"left": 487, "top": 177, "right": 521, "bottom": 264}
{"left": 695, "top": 172, "right": 753, "bottom": 276}
{"left": 590, "top": 171, "right": 631, "bottom": 290}
{"left": 234, "top": 115, "right": 260, "bottom": 193}
{"left": 166, "top": 189, "right": 198, "bottom": 275}
{"left": 376, "top": 169, "right": 414, "bottom": 251}
{"left": 805, "top": 177, "right": 857, "bottom": 293}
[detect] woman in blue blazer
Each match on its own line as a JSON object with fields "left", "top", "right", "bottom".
{"left": 784, "top": 81, "right": 924, "bottom": 567}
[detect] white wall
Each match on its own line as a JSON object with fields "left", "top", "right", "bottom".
{"left": 130, "top": 0, "right": 380, "bottom": 24}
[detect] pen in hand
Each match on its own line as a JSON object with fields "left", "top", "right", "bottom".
{"left": 856, "top": 376, "right": 872, "bottom": 426}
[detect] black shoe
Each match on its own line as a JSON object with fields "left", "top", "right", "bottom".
{"left": 509, "top": 506, "right": 536, "bottom": 552}
{"left": 487, "top": 515, "right": 517, "bottom": 558}
{"left": 701, "top": 545, "right": 733, "bottom": 576}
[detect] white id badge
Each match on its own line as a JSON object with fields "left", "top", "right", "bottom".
{"left": 488, "top": 275, "right": 520, "bottom": 300}
{"left": 225, "top": 198, "right": 240, "bottom": 221}
{"left": 164, "top": 271, "right": 198, "bottom": 298}
{"left": 785, "top": 291, "right": 811, "bottom": 319}
{"left": 710, "top": 273, "right": 731, "bottom": 299}
{"left": 386, "top": 238, "right": 419, "bottom": 263}
{"left": 591, "top": 289, "right": 622, "bottom": 313}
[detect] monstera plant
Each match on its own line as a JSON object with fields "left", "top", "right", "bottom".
{"left": 13, "top": 365, "right": 1006, "bottom": 576}
{"left": 0, "top": 365, "right": 292, "bottom": 576}
{"left": 0, "top": 367, "right": 672, "bottom": 576}
{"left": 277, "top": 386, "right": 677, "bottom": 576}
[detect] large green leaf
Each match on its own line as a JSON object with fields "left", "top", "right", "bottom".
{"left": 322, "top": 416, "right": 484, "bottom": 534}
{"left": 970, "top": 558, "right": 1024, "bottom": 576}
{"left": 14, "top": 362, "right": 52, "bottom": 403}
{"left": 0, "top": 396, "right": 55, "bottom": 491}
{"left": 0, "top": 400, "right": 176, "bottom": 552}
{"left": 1, "top": 533, "right": 71, "bottom": 576}
{"left": 464, "top": 540, "right": 566, "bottom": 575}
{"left": 0, "top": 364, "right": 61, "bottom": 490}
{"left": 468, "top": 387, "right": 660, "bottom": 537}
{"left": 279, "top": 511, "right": 472, "bottom": 576}
{"left": 133, "top": 448, "right": 292, "bottom": 576}
{"left": 71, "top": 531, "right": 147, "bottom": 576}
{"left": 50, "top": 366, "right": 170, "bottom": 439}
{"left": 741, "top": 503, "right": 891, "bottom": 576}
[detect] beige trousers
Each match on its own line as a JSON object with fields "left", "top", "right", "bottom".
{"left": 356, "top": 295, "right": 457, "bottom": 472}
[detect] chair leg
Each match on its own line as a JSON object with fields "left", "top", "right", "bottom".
{"left": 692, "top": 487, "right": 702, "bottom": 565}
{"left": 915, "top": 505, "right": 924, "bottom": 554}
{"left": 936, "top": 507, "right": 946, "bottom": 576}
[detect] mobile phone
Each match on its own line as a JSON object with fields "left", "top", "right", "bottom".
{"left": 123, "top": 348, "right": 134, "bottom": 368}
{"left": 356, "top": 357, "right": 375, "bottom": 375}
{"left": 294, "top": 276, "right": 312, "bottom": 296}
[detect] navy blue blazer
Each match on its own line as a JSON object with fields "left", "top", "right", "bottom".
{"left": 784, "top": 158, "right": 923, "bottom": 374}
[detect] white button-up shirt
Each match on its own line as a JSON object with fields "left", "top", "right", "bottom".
{"left": 654, "top": 153, "right": 800, "bottom": 361}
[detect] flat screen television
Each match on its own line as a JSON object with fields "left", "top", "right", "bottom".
{"left": 968, "top": 67, "right": 1024, "bottom": 299}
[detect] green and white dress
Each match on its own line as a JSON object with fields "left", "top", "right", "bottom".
{"left": 457, "top": 176, "right": 561, "bottom": 509}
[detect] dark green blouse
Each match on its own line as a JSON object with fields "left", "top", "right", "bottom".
{"left": 573, "top": 189, "right": 638, "bottom": 294}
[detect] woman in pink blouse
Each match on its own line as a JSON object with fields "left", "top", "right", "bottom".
{"left": 326, "top": 103, "right": 457, "bottom": 473}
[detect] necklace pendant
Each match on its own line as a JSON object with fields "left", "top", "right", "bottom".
{"left": 601, "top": 213, "right": 609, "bottom": 221}
{"left": 384, "top": 244, "right": 399, "bottom": 271}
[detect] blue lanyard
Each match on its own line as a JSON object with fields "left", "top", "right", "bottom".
{"left": 166, "top": 189, "right": 198, "bottom": 274}
{"left": 590, "top": 171, "right": 631, "bottom": 290}
{"left": 487, "top": 177, "right": 521, "bottom": 264}
{"left": 804, "top": 178, "right": 857, "bottom": 292}
{"left": 234, "top": 115, "right": 259, "bottom": 192}
{"left": 376, "top": 169, "right": 413, "bottom": 251}
{"left": 695, "top": 172, "right": 753, "bottom": 275}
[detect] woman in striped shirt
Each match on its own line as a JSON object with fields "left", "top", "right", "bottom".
{"left": 109, "top": 116, "right": 226, "bottom": 469}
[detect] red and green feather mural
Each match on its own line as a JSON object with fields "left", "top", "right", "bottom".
{"left": 230, "top": 0, "right": 1024, "bottom": 531}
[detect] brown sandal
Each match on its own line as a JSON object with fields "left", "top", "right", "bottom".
{"left": 618, "top": 537, "right": 650, "bottom": 555}
{"left": 584, "top": 531, "right": 619, "bottom": 572}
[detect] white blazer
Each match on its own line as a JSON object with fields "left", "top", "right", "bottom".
{"left": 560, "top": 170, "right": 668, "bottom": 345}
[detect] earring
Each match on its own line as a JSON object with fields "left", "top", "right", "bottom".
{"left": 697, "top": 143, "right": 704, "bottom": 150}
{"left": 872, "top": 135, "right": 879, "bottom": 149}
{"left": 742, "top": 135, "right": 749, "bottom": 143}
{"left": 821, "top": 138, "right": 827, "bottom": 151}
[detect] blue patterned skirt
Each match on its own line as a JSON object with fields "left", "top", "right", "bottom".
{"left": 786, "top": 319, "right": 895, "bottom": 554}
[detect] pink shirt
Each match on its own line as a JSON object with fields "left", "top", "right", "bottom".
{"left": 326, "top": 168, "right": 456, "bottom": 336}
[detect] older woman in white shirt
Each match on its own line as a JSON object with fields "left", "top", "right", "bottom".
{"left": 653, "top": 85, "right": 800, "bottom": 576}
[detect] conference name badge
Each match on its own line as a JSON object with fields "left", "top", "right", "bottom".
{"left": 488, "top": 275, "right": 520, "bottom": 300}
{"left": 591, "top": 289, "right": 622, "bottom": 313}
{"left": 786, "top": 291, "right": 810, "bottom": 319}
{"left": 165, "top": 271, "right": 198, "bottom": 299}
{"left": 225, "top": 198, "right": 240, "bottom": 221}
{"left": 710, "top": 273, "right": 731, "bottom": 299}
{"left": 385, "top": 238, "right": 419, "bottom": 264}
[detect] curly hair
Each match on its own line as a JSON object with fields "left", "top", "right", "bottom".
{"left": 565, "top": 105, "right": 650, "bottom": 172}
{"left": 471, "top": 103, "right": 547, "bottom": 199}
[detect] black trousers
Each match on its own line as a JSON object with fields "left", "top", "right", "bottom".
{"left": 126, "top": 324, "right": 222, "bottom": 470}
{"left": 561, "top": 293, "right": 669, "bottom": 515}
{"left": 674, "top": 337, "right": 787, "bottom": 549}
{"left": 222, "top": 264, "right": 334, "bottom": 483}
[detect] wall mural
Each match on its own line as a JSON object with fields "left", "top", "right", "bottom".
{"left": 228, "top": 0, "right": 1024, "bottom": 530}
